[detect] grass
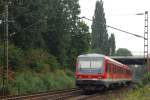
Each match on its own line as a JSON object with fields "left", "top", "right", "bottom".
{"left": 1, "top": 69, "right": 75, "bottom": 95}
{"left": 122, "top": 85, "right": 150, "bottom": 100}
{"left": 109, "top": 86, "right": 150, "bottom": 100}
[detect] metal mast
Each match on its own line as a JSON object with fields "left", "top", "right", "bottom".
{"left": 2, "top": 0, "right": 9, "bottom": 96}
{"left": 144, "top": 11, "right": 149, "bottom": 72}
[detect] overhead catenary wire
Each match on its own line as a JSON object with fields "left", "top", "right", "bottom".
{"left": 79, "top": 16, "right": 145, "bottom": 39}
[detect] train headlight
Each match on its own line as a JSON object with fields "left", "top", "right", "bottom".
{"left": 91, "top": 78, "right": 98, "bottom": 80}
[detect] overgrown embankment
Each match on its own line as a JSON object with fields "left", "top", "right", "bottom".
{"left": 9, "top": 70, "right": 74, "bottom": 94}
{"left": 0, "top": 44, "right": 75, "bottom": 95}
{"left": 123, "top": 73, "right": 150, "bottom": 100}
{"left": 1, "top": 69, "right": 75, "bottom": 95}
{"left": 108, "top": 73, "right": 150, "bottom": 100}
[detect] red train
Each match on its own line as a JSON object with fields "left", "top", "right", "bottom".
{"left": 75, "top": 54, "right": 132, "bottom": 91}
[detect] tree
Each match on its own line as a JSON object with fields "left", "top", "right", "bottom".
{"left": 115, "top": 48, "right": 132, "bottom": 56}
{"left": 69, "top": 21, "right": 91, "bottom": 69}
{"left": 0, "top": 0, "right": 90, "bottom": 69}
{"left": 6, "top": 0, "right": 81, "bottom": 66}
{"left": 44, "top": 0, "right": 80, "bottom": 66}
{"left": 0, "top": 0, "right": 4, "bottom": 42}
{"left": 91, "top": 0, "right": 109, "bottom": 55}
{"left": 108, "top": 33, "right": 116, "bottom": 56}
{"left": 9, "top": 0, "right": 47, "bottom": 49}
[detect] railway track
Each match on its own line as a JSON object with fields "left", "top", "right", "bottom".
{"left": 0, "top": 88, "right": 82, "bottom": 100}
{"left": 0, "top": 85, "right": 133, "bottom": 100}
{"left": 67, "top": 85, "right": 132, "bottom": 100}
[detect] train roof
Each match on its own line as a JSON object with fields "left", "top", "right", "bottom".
{"left": 78, "top": 53, "right": 129, "bottom": 69}
{"left": 78, "top": 53, "right": 105, "bottom": 58}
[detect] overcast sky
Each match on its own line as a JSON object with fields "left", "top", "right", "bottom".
{"left": 79, "top": 0, "right": 150, "bottom": 55}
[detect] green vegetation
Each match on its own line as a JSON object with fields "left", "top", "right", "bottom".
{"left": 0, "top": 0, "right": 118, "bottom": 95}
{"left": 7, "top": 69, "right": 75, "bottom": 95}
{"left": 115, "top": 48, "right": 132, "bottom": 56}
{"left": 0, "top": 0, "right": 90, "bottom": 95}
{"left": 0, "top": 44, "right": 75, "bottom": 95}
{"left": 122, "top": 73, "right": 150, "bottom": 100}
{"left": 122, "top": 85, "right": 150, "bottom": 100}
{"left": 91, "top": 0, "right": 116, "bottom": 55}
{"left": 108, "top": 73, "right": 150, "bottom": 100}
{"left": 91, "top": 0, "right": 109, "bottom": 55}
{"left": 108, "top": 34, "right": 116, "bottom": 56}
{"left": 0, "top": 0, "right": 91, "bottom": 69}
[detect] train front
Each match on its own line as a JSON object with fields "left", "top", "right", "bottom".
{"left": 75, "top": 54, "right": 106, "bottom": 91}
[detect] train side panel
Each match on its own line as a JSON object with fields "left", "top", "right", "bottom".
{"left": 75, "top": 54, "right": 132, "bottom": 91}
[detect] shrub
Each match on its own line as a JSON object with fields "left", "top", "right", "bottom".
{"left": 10, "top": 71, "right": 47, "bottom": 94}
{"left": 0, "top": 44, "right": 24, "bottom": 70}
{"left": 142, "top": 73, "right": 150, "bottom": 85}
{"left": 25, "top": 48, "right": 60, "bottom": 72}
{"left": 8, "top": 44, "right": 25, "bottom": 69}
{"left": 8, "top": 69, "right": 75, "bottom": 95}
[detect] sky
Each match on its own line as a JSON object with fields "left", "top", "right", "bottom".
{"left": 79, "top": 0, "right": 150, "bottom": 55}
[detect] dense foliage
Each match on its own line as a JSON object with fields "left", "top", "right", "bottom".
{"left": 108, "top": 33, "right": 116, "bottom": 56}
{"left": 115, "top": 48, "right": 132, "bottom": 56}
{"left": 3, "top": 69, "right": 74, "bottom": 95}
{"left": 91, "top": 0, "right": 109, "bottom": 55}
{"left": 0, "top": 0, "right": 117, "bottom": 94}
{"left": 0, "top": 0, "right": 91, "bottom": 69}
{"left": 0, "top": 0, "right": 91, "bottom": 94}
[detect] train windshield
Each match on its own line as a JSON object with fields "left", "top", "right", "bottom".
{"left": 77, "top": 57, "right": 104, "bottom": 74}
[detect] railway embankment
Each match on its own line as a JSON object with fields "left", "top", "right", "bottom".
{"left": 121, "top": 85, "right": 150, "bottom": 100}
{"left": 0, "top": 69, "right": 75, "bottom": 96}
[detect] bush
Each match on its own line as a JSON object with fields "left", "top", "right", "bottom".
{"left": 41, "top": 70, "right": 75, "bottom": 90}
{"left": 8, "top": 69, "right": 75, "bottom": 95}
{"left": 10, "top": 71, "right": 47, "bottom": 94}
{"left": 0, "top": 44, "right": 24, "bottom": 70}
{"left": 142, "top": 73, "right": 150, "bottom": 85}
{"left": 25, "top": 48, "right": 60, "bottom": 72}
{"left": 8, "top": 44, "right": 25, "bottom": 69}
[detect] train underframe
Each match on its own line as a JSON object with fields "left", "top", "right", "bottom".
{"left": 76, "top": 79, "right": 132, "bottom": 92}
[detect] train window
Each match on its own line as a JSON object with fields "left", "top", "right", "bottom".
{"left": 117, "top": 66, "right": 118, "bottom": 73}
{"left": 114, "top": 65, "right": 115, "bottom": 73}
{"left": 119, "top": 67, "right": 121, "bottom": 73}
{"left": 106, "top": 63, "right": 108, "bottom": 72}
{"left": 109, "top": 64, "right": 111, "bottom": 73}
{"left": 117, "top": 66, "right": 119, "bottom": 73}
{"left": 109, "top": 64, "right": 112, "bottom": 73}
{"left": 111, "top": 64, "right": 113, "bottom": 73}
{"left": 112, "top": 64, "right": 114, "bottom": 73}
{"left": 113, "top": 66, "right": 115, "bottom": 73}
{"left": 108, "top": 64, "right": 110, "bottom": 72}
{"left": 116, "top": 66, "right": 118, "bottom": 73}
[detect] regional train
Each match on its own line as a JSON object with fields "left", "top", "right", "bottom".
{"left": 75, "top": 53, "right": 132, "bottom": 91}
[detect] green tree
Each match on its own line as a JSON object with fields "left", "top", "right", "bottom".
{"left": 0, "top": 0, "right": 4, "bottom": 43}
{"left": 0, "top": 0, "right": 90, "bottom": 69}
{"left": 69, "top": 21, "right": 91, "bottom": 69}
{"left": 44, "top": 0, "right": 80, "bottom": 66}
{"left": 10, "top": 0, "right": 47, "bottom": 49}
{"left": 108, "top": 33, "right": 116, "bottom": 56}
{"left": 115, "top": 48, "right": 132, "bottom": 56}
{"left": 91, "top": 0, "right": 109, "bottom": 55}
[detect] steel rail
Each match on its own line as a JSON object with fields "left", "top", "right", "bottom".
{"left": 0, "top": 88, "right": 79, "bottom": 100}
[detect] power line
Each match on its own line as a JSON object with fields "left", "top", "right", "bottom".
{"left": 80, "top": 16, "right": 145, "bottom": 39}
